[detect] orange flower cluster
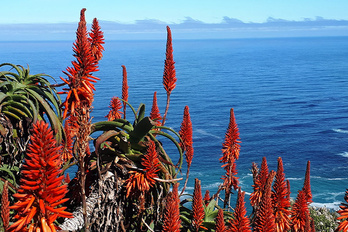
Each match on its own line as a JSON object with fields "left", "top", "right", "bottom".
{"left": 60, "top": 8, "right": 104, "bottom": 119}
{"left": 125, "top": 140, "right": 160, "bottom": 197}
{"left": 291, "top": 190, "right": 309, "bottom": 231}
{"left": 162, "top": 26, "right": 177, "bottom": 126}
{"left": 162, "top": 183, "right": 181, "bottom": 232}
{"left": 271, "top": 157, "right": 291, "bottom": 232}
{"left": 220, "top": 108, "right": 240, "bottom": 206}
{"left": 89, "top": 18, "right": 105, "bottom": 62}
{"left": 337, "top": 189, "right": 348, "bottom": 231}
{"left": 215, "top": 209, "right": 226, "bottom": 232}
{"left": 162, "top": 26, "right": 177, "bottom": 95}
{"left": 106, "top": 97, "right": 123, "bottom": 121}
{"left": 291, "top": 161, "right": 314, "bottom": 231}
{"left": 203, "top": 190, "right": 211, "bottom": 206}
{"left": 254, "top": 171, "right": 276, "bottom": 232}
{"left": 1, "top": 180, "right": 9, "bottom": 230}
{"left": 228, "top": 188, "right": 251, "bottom": 232}
{"left": 179, "top": 106, "right": 193, "bottom": 167}
{"left": 121, "top": 65, "right": 129, "bottom": 119}
{"left": 249, "top": 158, "right": 313, "bottom": 231}
{"left": 250, "top": 157, "right": 269, "bottom": 209}
{"left": 8, "top": 121, "right": 72, "bottom": 232}
{"left": 150, "top": 91, "right": 162, "bottom": 126}
{"left": 192, "top": 179, "right": 206, "bottom": 231}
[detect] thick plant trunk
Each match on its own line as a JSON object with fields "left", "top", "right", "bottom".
{"left": 60, "top": 171, "right": 126, "bottom": 232}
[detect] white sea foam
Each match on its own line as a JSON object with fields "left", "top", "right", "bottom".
{"left": 287, "top": 177, "right": 303, "bottom": 181}
{"left": 202, "top": 182, "right": 222, "bottom": 189}
{"left": 327, "top": 177, "right": 348, "bottom": 181}
{"left": 195, "top": 129, "right": 221, "bottom": 140}
{"left": 338, "top": 151, "right": 348, "bottom": 158}
{"left": 333, "top": 128, "right": 348, "bottom": 134}
{"left": 244, "top": 191, "right": 252, "bottom": 196}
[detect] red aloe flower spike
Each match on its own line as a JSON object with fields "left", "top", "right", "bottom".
{"left": 179, "top": 106, "right": 194, "bottom": 195}
{"left": 337, "top": 189, "right": 348, "bottom": 231}
{"left": 215, "top": 209, "right": 226, "bottom": 232}
{"left": 150, "top": 91, "right": 162, "bottom": 125}
{"left": 250, "top": 157, "right": 269, "bottom": 209}
{"left": 228, "top": 188, "right": 252, "bottom": 232}
{"left": 220, "top": 108, "right": 241, "bottom": 207}
{"left": 121, "top": 65, "right": 129, "bottom": 119}
{"left": 162, "top": 183, "right": 181, "bottom": 232}
{"left": 302, "top": 161, "right": 312, "bottom": 203}
{"left": 179, "top": 106, "right": 193, "bottom": 156}
{"left": 271, "top": 157, "right": 291, "bottom": 232}
{"left": 125, "top": 140, "right": 160, "bottom": 197}
{"left": 60, "top": 8, "right": 102, "bottom": 119}
{"left": 1, "top": 180, "right": 10, "bottom": 230}
{"left": 203, "top": 190, "right": 211, "bottom": 206}
{"left": 291, "top": 190, "right": 310, "bottom": 232}
{"left": 162, "top": 26, "right": 177, "bottom": 126}
{"left": 8, "top": 121, "right": 72, "bottom": 232}
{"left": 88, "top": 18, "right": 105, "bottom": 62}
{"left": 221, "top": 108, "right": 241, "bottom": 162}
{"left": 142, "top": 140, "right": 161, "bottom": 184}
{"left": 106, "top": 97, "right": 123, "bottom": 121}
{"left": 253, "top": 170, "right": 276, "bottom": 232}
{"left": 192, "top": 178, "right": 206, "bottom": 231}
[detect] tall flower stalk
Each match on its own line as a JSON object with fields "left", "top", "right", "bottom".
{"left": 179, "top": 106, "right": 193, "bottom": 195}
{"left": 121, "top": 65, "right": 128, "bottom": 119}
{"left": 1, "top": 180, "right": 9, "bottom": 231}
{"left": 220, "top": 108, "right": 241, "bottom": 207}
{"left": 228, "top": 188, "right": 251, "bottom": 232}
{"left": 162, "top": 183, "right": 181, "bottom": 232}
{"left": 291, "top": 190, "right": 309, "bottom": 232}
{"left": 291, "top": 161, "right": 313, "bottom": 231}
{"left": 150, "top": 91, "right": 162, "bottom": 126}
{"left": 59, "top": 8, "right": 104, "bottom": 231}
{"left": 162, "top": 26, "right": 177, "bottom": 126}
{"left": 250, "top": 157, "right": 269, "bottom": 212}
{"left": 302, "top": 161, "right": 312, "bottom": 203}
{"left": 253, "top": 170, "right": 276, "bottom": 232}
{"left": 8, "top": 121, "right": 72, "bottom": 232}
{"left": 192, "top": 178, "right": 205, "bottom": 232}
{"left": 215, "top": 209, "right": 226, "bottom": 232}
{"left": 271, "top": 157, "right": 291, "bottom": 232}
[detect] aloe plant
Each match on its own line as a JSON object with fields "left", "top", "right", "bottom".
{"left": 0, "top": 63, "right": 63, "bottom": 163}
{"left": 0, "top": 63, "right": 64, "bottom": 215}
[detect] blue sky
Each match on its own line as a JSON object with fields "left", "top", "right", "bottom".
{"left": 1, "top": 0, "right": 348, "bottom": 40}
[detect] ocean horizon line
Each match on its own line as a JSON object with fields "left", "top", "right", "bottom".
{"left": 1, "top": 35, "right": 348, "bottom": 43}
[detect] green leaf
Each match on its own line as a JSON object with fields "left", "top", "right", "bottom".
{"left": 0, "top": 165, "right": 17, "bottom": 184}
{"left": 129, "top": 117, "right": 154, "bottom": 145}
{"left": 26, "top": 88, "right": 63, "bottom": 143}
{"left": 91, "top": 120, "right": 134, "bottom": 134}
{"left": 149, "top": 130, "right": 184, "bottom": 171}
{"left": 4, "top": 105, "right": 29, "bottom": 118}
{"left": 135, "top": 103, "right": 146, "bottom": 124}
{"left": 3, "top": 110, "right": 21, "bottom": 120}
{"left": 6, "top": 100, "right": 33, "bottom": 118}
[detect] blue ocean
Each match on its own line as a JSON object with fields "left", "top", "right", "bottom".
{"left": 1, "top": 37, "right": 348, "bottom": 212}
